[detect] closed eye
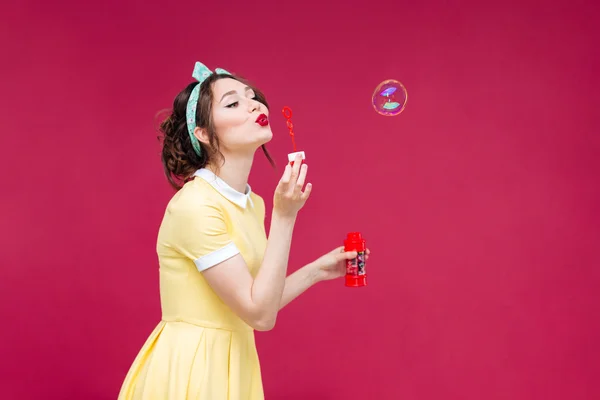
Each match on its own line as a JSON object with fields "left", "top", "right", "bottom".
{"left": 226, "top": 96, "right": 258, "bottom": 108}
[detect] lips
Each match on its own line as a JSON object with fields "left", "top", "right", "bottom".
{"left": 255, "top": 113, "right": 269, "bottom": 127}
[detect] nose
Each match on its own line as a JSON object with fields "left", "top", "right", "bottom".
{"left": 249, "top": 99, "right": 260, "bottom": 113}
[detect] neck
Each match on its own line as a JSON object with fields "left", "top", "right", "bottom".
{"left": 207, "top": 152, "right": 254, "bottom": 194}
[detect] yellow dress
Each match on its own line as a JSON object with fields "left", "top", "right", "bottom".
{"left": 118, "top": 168, "right": 268, "bottom": 400}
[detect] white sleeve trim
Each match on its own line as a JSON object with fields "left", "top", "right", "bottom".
{"left": 193, "top": 241, "right": 240, "bottom": 272}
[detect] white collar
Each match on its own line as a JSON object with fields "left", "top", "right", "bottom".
{"left": 193, "top": 168, "right": 254, "bottom": 209}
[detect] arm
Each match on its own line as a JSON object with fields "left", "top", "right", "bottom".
{"left": 202, "top": 158, "right": 311, "bottom": 331}
{"left": 202, "top": 212, "right": 297, "bottom": 331}
{"left": 279, "top": 263, "right": 320, "bottom": 310}
{"left": 278, "top": 246, "right": 367, "bottom": 310}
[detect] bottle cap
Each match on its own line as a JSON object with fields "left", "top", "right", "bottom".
{"left": 344, "top": 232, "right": 366, "bottom": 252}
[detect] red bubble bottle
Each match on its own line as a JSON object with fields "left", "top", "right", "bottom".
{"left": 344, "top": 232, "right": 367, "bottom": 287}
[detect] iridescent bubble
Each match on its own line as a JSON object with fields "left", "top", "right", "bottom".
{"left": 372, "top": 79, "right": 407, "bottom": 116}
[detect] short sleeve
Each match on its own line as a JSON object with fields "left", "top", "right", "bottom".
{"left": 171, "top": 203, "right": 240, "bottom": 272}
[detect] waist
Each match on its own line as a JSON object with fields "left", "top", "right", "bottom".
{"left": 161, "top": 315, "right": 254, "bottom": 332}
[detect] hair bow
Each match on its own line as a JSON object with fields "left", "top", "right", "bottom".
{"left": 186, "top": 61, "right": 231, "bottom": 157}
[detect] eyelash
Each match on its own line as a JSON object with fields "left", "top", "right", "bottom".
{"left": 226, "top": 96, "right": 258, "bottom": 108}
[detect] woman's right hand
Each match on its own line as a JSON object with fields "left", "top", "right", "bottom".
{"left": 273, "top": 153, "right": 312, "bottom": 218}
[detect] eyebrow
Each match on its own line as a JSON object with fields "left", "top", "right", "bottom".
{"left": 220, "top": 87, "right": 253, "bottom": 103}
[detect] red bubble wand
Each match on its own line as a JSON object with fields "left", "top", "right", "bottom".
{"left": 282, "top": 106, "right": 305, "bottom": 164}
{"left": 282, "top": 106, "right": 297, "bottom": 152}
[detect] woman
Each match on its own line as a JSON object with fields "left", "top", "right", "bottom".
{"left": 118, "top": 61, "right": 367, "bottom": 399}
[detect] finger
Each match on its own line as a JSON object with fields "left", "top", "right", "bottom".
{"left": 294, "top": 164, "right": 308, "bottom": 193}
{"left": 279, "top": 163, "right": 292, "bottom": 185}
{"left": 300, "top": 182, "right": 312, "bottom": 201}
{"left": 337, "top": 250, "right": 357, "bottom": 261}
{"left": 289, "top": 154, "right": 302, "bottom": 183}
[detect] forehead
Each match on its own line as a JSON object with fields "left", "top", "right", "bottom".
{"left": 211, "top": 78, "right": 251, "bottom": 97}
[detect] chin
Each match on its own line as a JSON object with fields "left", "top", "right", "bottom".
{"left": 238, "top": 128, "right": 272, "bottom": 152}
{"left": 256, "top": 128, "right": 273, "bottom": 145}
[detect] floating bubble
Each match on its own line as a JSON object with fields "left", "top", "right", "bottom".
{"left": 372, "top": 79, "right": 407, "bottom": 116}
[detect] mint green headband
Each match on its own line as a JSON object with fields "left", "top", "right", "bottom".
{"left": 186, "top": 61, "right": 231, "bottom": 157}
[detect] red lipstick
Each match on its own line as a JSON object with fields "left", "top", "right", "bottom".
{"left": 256, "top": 113, "right": 269, "bottom": 127}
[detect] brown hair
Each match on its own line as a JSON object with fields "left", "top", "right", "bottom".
{"left": 158, "top": 73, "right": 275, "bottom": 190}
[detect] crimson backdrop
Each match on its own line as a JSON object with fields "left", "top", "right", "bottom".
{"left": 1, "top": 0, "right": 599, "bottom": 399}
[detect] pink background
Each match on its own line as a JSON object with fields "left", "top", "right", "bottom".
{"left": 2, "top": 0, "right": 599, "bottom": 399}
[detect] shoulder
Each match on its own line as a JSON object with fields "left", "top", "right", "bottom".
{"left": 166, "top": 178, "right": 224, "bottom": 218}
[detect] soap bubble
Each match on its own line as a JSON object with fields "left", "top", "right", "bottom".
{"left": 372, "top": 79, "right": 407, "bottom": 116}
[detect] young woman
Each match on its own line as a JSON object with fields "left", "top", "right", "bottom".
{"left": 118, "top": 61, "right": 368, "bottom": 399}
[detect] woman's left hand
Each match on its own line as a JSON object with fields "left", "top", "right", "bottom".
{"left": 311, "top": 246, "right": 371, "bottom": 282}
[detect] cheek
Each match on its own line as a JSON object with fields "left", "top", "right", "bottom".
{"left": 212, "top": 111, "right": 252, "bottom": 145}
{"left": 213, "top": 109, "right": 247, "bottom": 131}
